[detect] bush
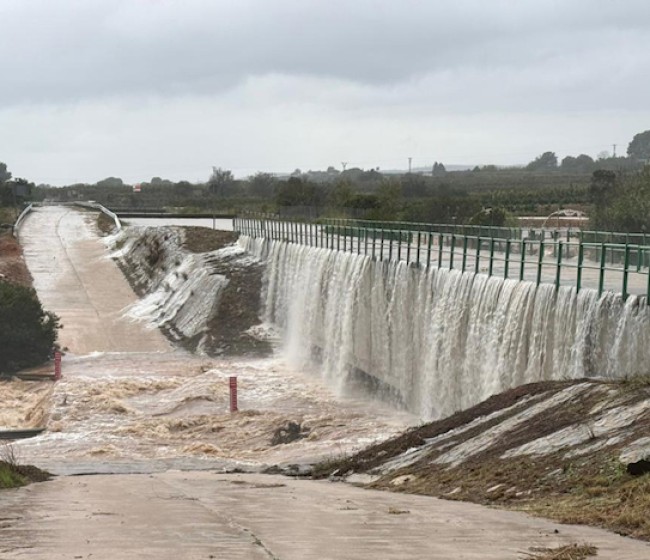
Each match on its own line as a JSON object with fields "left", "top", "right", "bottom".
{"left": 0, "top": 281, "right": 60, "bottom": 374}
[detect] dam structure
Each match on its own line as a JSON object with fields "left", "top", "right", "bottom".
{"left": 236, "top": 217, "right": 650, "bottom": 420}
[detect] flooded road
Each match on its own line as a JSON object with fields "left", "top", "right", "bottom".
{"left": 3, "top": 206, "right": 649, "bottom": 558}
{"left": 10, "top": 206, "right": 413, "bottom": 473}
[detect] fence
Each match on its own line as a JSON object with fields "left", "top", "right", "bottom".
{"left": 234, "top": 216, "right": 650, "bottom": 302}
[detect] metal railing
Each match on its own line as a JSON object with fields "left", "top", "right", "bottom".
{"left": 235, "top": 216, "right": 650, "bottom": 302}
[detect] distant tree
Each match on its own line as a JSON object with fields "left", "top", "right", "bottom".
{"left": 329, "top": 181, "right": 353, "bottom": 208}
{"left": 365, "top": 181, "right": 402, "bottom": 220}
{"left": 432, "top": 162, "right": 446, "bottom": 176}
{"left": 326, "top": 166, "right": 339, "bottom": 174}
{"left": 0, "top": 162, "right": 11, "bottom": 184}
{"left": 526, "top": 152, "right": 558, "bottom": 171}
{"left": 401, "top": 173, "right": 427, "bottom": 197}
{"left": 173, "top": 180, "right": 195, "bottom": 197}
{"left": 627, "top": 130, "right": 650, "bottom": 162}
{"left": 560, "top": 154, "right": 595, "bottom": 173}
{"left": 591, "top": 167, "right": 650, "bottom": 231}
{"left": 96, "top": 177, "right": 124, "bottom": 188}
{"left": 208, "top": 167, "right": 235, "bottom": 196}
{"left": 248, "top": 172, "right": 276, "bottom": 198}
{"left": 275, "top": 177, "right": 319, "bottom": 206}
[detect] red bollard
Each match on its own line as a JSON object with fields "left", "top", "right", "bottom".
{"left": 229, "top": 376, "right": 238, "bottom": 413}
{"left": 54, "top": 351, "right": 62, "bottom": 381}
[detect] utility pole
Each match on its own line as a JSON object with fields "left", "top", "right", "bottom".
{"left": 341, "top": 162, "right": 348, "bottom": 171}
{"left": 408, "top": 157, "right": 412, "bottom": 173}
{"left": 612, "top": 144, "right": 617, "bottom": 158}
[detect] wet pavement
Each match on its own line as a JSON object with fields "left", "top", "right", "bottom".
{"left": 1, "top": 473, "right": 649, "bottom": 559}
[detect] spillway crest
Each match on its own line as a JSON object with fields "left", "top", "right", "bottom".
{"left": 242, "top": 236, "right": 650, "bottom": 420}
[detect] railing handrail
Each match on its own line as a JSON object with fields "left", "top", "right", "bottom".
{"left": 239, "top": 211, "right": 650, "bottom": 245}
{"left": 234, "top": 216, "right": 650, "bottom": 303}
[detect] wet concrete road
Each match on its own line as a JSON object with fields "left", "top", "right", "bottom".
{"left": 20, "top": 206, "right": 170, "bottom": 354}
{"left": 2, "top": 473, "right": 649, "bottom": 559}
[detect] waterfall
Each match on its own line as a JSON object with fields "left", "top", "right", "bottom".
{"left": 242, "top": 237, "right": 650, "bottom": 420}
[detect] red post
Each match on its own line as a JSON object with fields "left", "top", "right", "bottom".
{"left": 54, "top": 351, "right": 62, "bottom": 381}
{"left": 229, "top": 376, "right": 238, "bottom": 412}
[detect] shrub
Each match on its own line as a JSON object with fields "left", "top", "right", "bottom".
{"left": 0, "top": 281, "right": 60, "bottom": 374}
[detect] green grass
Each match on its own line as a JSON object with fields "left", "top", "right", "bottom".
{"left": 0, "top": 464, "right": 27, "bottom": 489}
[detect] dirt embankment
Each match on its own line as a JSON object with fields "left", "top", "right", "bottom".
{"left": 313, "top": 378, "right": 650, "bottom": 541}
{"left": 0, "top": 234, "right": 32, "bottom": 287}
{"left": 108, "top": 223, "right": 271, "bottom": 357}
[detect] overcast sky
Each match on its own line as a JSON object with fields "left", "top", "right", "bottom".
{"left": 1, "top": 0, "right": 649, "bottom": 185}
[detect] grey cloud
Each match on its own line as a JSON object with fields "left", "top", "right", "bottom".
{"left": 2, "top": 0, "right": 650, "bottom": 106}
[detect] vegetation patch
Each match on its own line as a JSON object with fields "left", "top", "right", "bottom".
{"left": 0, "top": 281, "right": 60, "bottom": 375}
{"left": 0, "top": 445, "right": 51, "bottom": 489}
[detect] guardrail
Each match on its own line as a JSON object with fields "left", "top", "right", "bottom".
{"left": 235, "top": 216, "right": 650, "bottom": 302}
{"left": 12, "top": 203, "right": 33, "bottom": 237}
{"left": 73, "top": 201, "right": 122, "bottom": 231}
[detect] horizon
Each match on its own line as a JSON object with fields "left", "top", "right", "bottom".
{"left": 1, "top": 1, "right": 648, "bottom": 186}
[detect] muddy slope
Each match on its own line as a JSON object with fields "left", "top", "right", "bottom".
{"left": 313, "top": 378, "right": 650, "bottom": 540}
{"left": 109, "top": 225, "right": 271, "bottom": 357}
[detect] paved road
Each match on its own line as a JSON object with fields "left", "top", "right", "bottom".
{"left": 1, "top": 473, "right": 649, "bottom": 559}
{"left": 20, "top": 206, "right": 169, "bottom": 354}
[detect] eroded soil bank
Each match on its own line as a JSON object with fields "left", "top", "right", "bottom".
{"left": 313, "top": 378, "right": 650, "bottom": 540}
{"left": 109, "top": 224, "right": 272, "bottom": 357}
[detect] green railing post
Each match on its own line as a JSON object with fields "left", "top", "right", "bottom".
{"left": 520, "top": 240, "right": 527, "bottom": 281}
{"left": 364, "top": 228, "right": 368, "bottom": 255}
{"left": 461, "top": 236, "right": 468, "bottom": 272}
{"left": 406, "top": 231, "right": 411, "bottom": 264}
{"left": 438, "top": 233, "right": 444, "bottom": 268}
{"left": 380, "top": 228, "right": 385, "bottom": 260}
{"left": 555, "top": 241, "right": 563, "bottom": 290}
{"left": 474, "top": 237, "right": 481, "bottom": 274}
{"left": 397, "top": 231, "right": 402, "bottom": 262}
{"left": 576, "top": 243, "right": 584, "bottom": 294}
{"left": 389, "top": 233, "right": 394, "bottom": 261}
{"left": 622, "top": 244, "right": 630, "bottom": 300}
{"left": 598, "top": 244, "right": 606, "bottom": 296}
{"left": 416, "top": 232, "right": 421, "bottom": 266}
{"left": 372, "top": 229, "right": 377, "bottom": 259}
{"left": 536, "top": 240, "right": 544, "bottom": 286}
{"left": 647, "top": 256, "right": 650, "bottom": 303}
{"left": 504, "top": 239, "right": 511, "bottom": 279}
{"left": 488, "top": 238, "right": 495, "bottom": 277}
{"left": 426, "top": 232, "right": 432, "bottom": 267}
{"left": 449, "top": 234, "right": 456, "bottom": 270}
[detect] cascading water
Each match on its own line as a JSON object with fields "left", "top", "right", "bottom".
{"left": 242, "top": 236, "right": 650, "bottom": 420}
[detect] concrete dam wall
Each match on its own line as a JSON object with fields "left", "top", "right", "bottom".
{"left": 242, "top": 236, "right": 650, "bottom": 420}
